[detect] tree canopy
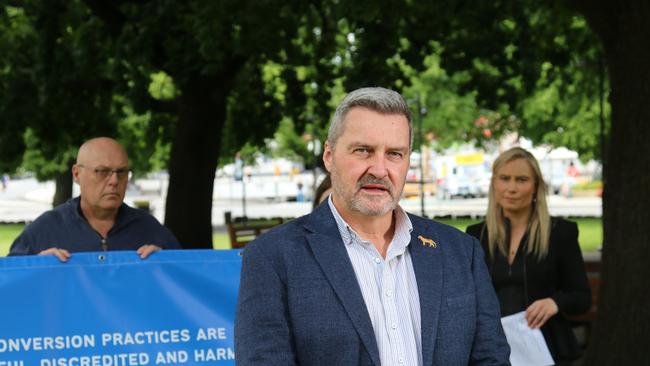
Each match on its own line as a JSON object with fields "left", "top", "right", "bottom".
{"left": 1, "top": 1, "right": 607, "bottom": 183}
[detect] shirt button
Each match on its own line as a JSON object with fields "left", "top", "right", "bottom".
{"left": 374, "top": 257, "right": 381, "bottom": 264}
{"left": 398, "top": 357, "right": 404, "bottom": 363}
{"left": 385, "top": 290, "right": 392, "bottom": 297}
{"left": 391, "top": 323, "right": 397, "bottom": 330}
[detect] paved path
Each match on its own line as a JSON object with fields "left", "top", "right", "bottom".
{"left": 0, "top": 178, "right": 602, "bottom": 226}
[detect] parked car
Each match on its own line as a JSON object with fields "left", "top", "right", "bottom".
{"left": 438, "top": 173, "right": 489, "bottom": 199}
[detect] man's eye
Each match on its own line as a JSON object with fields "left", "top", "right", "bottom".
{"left": 388, "top": 151, "right": 403, "bottom": 158}
{"left": 95, "top": 169, "right": 111, "bottom": 175}
{"left": 354, "top": 148, "right": 369, "bottom": 154}
{"left": 116, "top": 169, "right": 130, "bottom": 179}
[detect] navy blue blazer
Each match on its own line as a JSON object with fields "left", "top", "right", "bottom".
{"left": 235, "top": 203, "right": 510, "bottom": 365}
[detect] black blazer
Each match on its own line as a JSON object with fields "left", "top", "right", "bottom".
{"left": 467, "top": 218, "right": 591, "bottom": 362}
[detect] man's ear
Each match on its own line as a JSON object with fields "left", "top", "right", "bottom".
{"left": 323, "top": 142, "right": 333, "bottom": 172}
{"left": 71, "top": 164, "right": 80, "bottom": 183}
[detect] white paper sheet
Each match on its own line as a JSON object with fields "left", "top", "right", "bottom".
{"left": 501, "top": 311, "right": 555, "bottom": 366}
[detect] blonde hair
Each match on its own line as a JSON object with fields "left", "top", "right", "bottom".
{"left": 484, "top": 147, "right": 550, "bottom": 260}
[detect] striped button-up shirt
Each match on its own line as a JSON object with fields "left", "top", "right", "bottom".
{"left": 328, "top": 196, "right": 422, "bottom": 366}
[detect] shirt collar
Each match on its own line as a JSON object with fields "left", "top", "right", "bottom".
{"left": 327, "top": 194, "right": 413, "bottom": 248}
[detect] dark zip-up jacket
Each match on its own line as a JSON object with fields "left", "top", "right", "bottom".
{"left": 9, "top": 197, "right": 180, "bottom": 255}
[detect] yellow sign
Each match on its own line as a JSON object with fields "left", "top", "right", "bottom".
{"left": 455, "top": 153, "right": 484, "bottom": 165}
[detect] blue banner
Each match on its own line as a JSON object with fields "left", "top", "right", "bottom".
{"left": 0, "top": 250, "right": 242, "bottom": 366}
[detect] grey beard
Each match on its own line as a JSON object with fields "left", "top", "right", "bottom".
{"left": 349, "top": 195, "right": 397, "bottom": 216}
{"left": 348, "top": 175, "right": 399, "bottom": 216}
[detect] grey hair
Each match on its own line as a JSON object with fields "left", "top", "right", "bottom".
{"left": 326, "top": 87, "right": 413, "bottom": 149}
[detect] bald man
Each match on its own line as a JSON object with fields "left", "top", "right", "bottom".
{"left": 9, "top": 137, "right": 181, "bottom": 261}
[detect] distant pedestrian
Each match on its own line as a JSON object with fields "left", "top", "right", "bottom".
{"left": 564, "top": 161, "right": 580, "bottom": 197}
{"left": 567, "top": 161, "right": 579, "bottom": 177}
{"left": 295, "top": 182, "right": 304, "bottom": 202}
{"left": 1, "top": 174, "right": 8, "bottom": 191}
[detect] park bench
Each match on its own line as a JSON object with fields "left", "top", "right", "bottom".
{"left": 568, "top": 253, "right": 601, "bottom": 347}
{"left": 226, "top": 216, "right": 285, "bottom": 249}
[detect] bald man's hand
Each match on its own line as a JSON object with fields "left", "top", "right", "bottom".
{"left": 39, "top": 248, "right": 71, "bottom": 262}
{"left": 136, "top": 244, "right": 162, "bottom": 259}
{"left": 38, "top": 245, "right": 162, "bottom": 261}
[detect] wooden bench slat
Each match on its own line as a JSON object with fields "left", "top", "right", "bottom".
{"left": 228, "top": 219, "right": 284, "bottom": 248}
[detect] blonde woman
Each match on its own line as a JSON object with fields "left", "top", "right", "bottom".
{"left": 467, "top": 147, "right": 590, "bottom": 365}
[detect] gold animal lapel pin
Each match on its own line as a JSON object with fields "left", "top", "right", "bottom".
{"left": 418, "top": 235, "right": 437, "bottom": 248}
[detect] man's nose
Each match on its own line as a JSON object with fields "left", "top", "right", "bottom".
{"left": 106, "top": 171, "right": 120, "bottom": 185}
{"left": 367, "top": 154, "right": 388, "bottom": 178}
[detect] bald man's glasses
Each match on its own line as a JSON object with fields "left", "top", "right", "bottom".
{"left": 78, "top": 165, "right": 130, "bottom": 181}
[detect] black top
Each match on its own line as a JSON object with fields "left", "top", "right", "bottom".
{"left": 467, "top": 217, "right": 591, "bottom": 362}
{"left": 488, "top": 220, "right": 529, "bottom": 317}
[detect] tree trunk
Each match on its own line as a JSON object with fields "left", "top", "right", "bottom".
{"left": 52, "top": 164, "right": 73, "bottom": 207}
{"left": 570, "top": 1, "right": 650, "bottom": 364}
{"left": 164, "top": 75, "right": 227, "bottom": 249}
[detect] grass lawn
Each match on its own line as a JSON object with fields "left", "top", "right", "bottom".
{"left": 0, "top": 217, "right": 602, "bottom": 256}
{"left": 213, "top": 233, "right": 230, "bottom": 250}
{"left": 0, "top": 224, "right": 24, "bottom": 256}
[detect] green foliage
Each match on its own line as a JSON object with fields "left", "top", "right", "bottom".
{"left": 1, "top": 1, "right": 117, "bottom": 181}
{"left": 397, "top": 46, "right": 516, "bottom": 150}
{"left": 0, "top": 5, "right": 35, "bottom": 173}
{"left": 97, "top": 1, "right": 351, "bottom": 172}
{"left": 148, "top": 71, "right": 178, "bottom": 101}
{"left": 1, "top": 2, "right": 183, "bottom": 183}
{"left": 401, "top": 1, "right": 608, "bottom": 160}
{"left": 519, "top": 30, "right": 609, "bottom": 162}
{"left": 3, "top": 0, "right": 608, "bottom": 180}
{"left": 272, "top": 118, "right": 310, "bottom": 163}
{"left": 115, "top": 97, "right": 173, "bottom": 176}
{"left": 21, "top": 129, "right": 77, "bottom": 180}
{"left": 509, "top": 13, "right": 608, "bottom": 162}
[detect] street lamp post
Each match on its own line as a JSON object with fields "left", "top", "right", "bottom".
{"left": 234, "top": 153, "right": 247, "bottom": 220}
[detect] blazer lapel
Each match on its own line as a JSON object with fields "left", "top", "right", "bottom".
{"left": 409, "top": 220, "right": 444, "bottom": 366}
{"left": 304, "top": 205, "right": 381, "bottom": 366}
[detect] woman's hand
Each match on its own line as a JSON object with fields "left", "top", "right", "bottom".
{"left": 525, "top": 298, "right": 558, "bottom": 328}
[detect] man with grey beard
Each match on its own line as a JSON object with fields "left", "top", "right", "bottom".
{"left": 235, "top": 87, "right": 510, "bottom": 365}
